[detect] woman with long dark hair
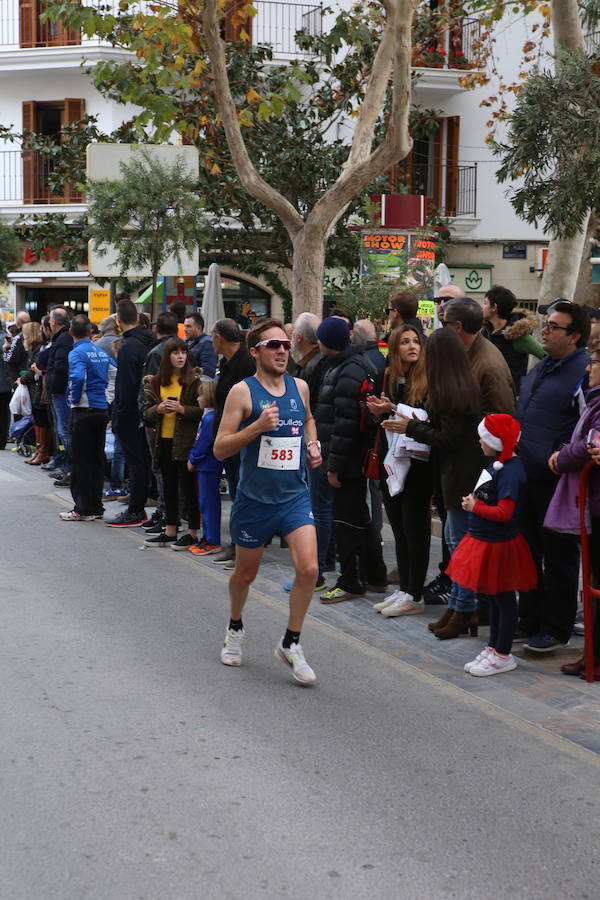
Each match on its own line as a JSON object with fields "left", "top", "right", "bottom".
{"left": 367, "top": 324, "right": 431, "bottom": 617}
{"left": 143, "top": 337, "right": 202, "bottom": 549}
{"left": 383, "top": 327, "right": 484, "bottom": 639}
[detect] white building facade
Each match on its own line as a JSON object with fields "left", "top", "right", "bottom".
{"left": 0, "top": 0, "right": 551, "bottom": 320}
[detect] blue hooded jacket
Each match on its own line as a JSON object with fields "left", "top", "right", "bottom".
{"left": 68, "top": 339, "right": 116, "bottom": 410}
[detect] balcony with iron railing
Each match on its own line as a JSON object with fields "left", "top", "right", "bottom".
{"left": 389, "top": 158, "right": 478, "bottom": 219}
{"left": 447, "top": 163, "right": 477, "bottom": 218}
{"left": 0, "top": 0, "right": 323, "bottom": 62}
{"left": 0, "top": 148, "right": 84, "bottom": 209}
{"left": 412, "top": 14, "right": 481, "bottom": 69}
{"left": 252, "top": 1, "right": 322, "bottom": 57}
{"left": 411, "top": 15, "right": 481, "bottom": 96}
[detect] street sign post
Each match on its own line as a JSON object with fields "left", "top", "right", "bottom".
{"left": 85, "top": 143, "right": 200, "bottom": 283}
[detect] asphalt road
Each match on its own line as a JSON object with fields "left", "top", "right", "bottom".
{"left": 1, "top": 450, "right": 599, "bottom": 900}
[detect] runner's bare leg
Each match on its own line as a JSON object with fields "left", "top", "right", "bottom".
{"left": 228, "top": 545, "right": 264, "bottom": 620}
{"left": 284, "top": 525, "right": 318, "bottom": 631}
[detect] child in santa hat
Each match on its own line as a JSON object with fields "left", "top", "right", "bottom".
{"left": 446, "top": 413, "right": 537, "bottom": 676}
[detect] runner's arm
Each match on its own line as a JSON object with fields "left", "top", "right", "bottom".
{"left": 213, "top": 381, "right": 274, "bottom": 461}
{"left": 296, "top": 378, "right": 316, "bottom": 444}
{"left": 296, "top": 378, "right": 322, "bottom": 468}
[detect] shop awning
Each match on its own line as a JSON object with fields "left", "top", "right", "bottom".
{"left": 135, "top": 280, "right": 164, "bottom": 305}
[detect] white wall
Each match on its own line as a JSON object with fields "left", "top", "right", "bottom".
{"left": 0, "top": 68, "right": 138, "bottom": 135}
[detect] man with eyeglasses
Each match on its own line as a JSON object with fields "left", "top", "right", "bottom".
{"left": 516, "top": 299, "right": 591, "bottom": 652}
{"left": 386, "top": 289, "right": 423, "bottom": 335}
{"left": 213, "top": 318, "right": 322, "bottom": 684}
{"left": 434, "top": 283, "right": 464, "bottom": 327}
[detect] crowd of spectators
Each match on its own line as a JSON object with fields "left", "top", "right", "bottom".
{"left": 1, "top": 284, "right": 600, "bottom": 679}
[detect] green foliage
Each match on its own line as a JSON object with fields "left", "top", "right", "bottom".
{"left": 87, "top": 150, "right": 209, "bottom": 308}
{"left": 493, "top": 48, "right": 600, "bottom": 239}
{"left": 0, "top": 220, "right": 22, "bottom": 282}
{"left": 14, "top": 213, "right": 89, "bottom": 272}
{"left": 324, "top": 274, "right": 396, "bottom": 323}
{"left": 581, "top": 0, "right": 600, "bottom": 33}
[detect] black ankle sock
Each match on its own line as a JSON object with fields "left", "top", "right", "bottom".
{"left": 229, "top": 618, "right": 243, "bottom": 632}
{"left": 282, "top": 629, "right": 300, "bottom": 649}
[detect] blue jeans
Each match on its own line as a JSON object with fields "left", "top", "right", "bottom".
{"left": 110, "top": 434, "right": 126, "bottom": 489}
{"left": 444, "top": 508, "right": 477, "bottom": 613}
{"left": 308, "top": 466, "right": 334, "bottom": 579}
{"left": 51, "top": 393, "right": 71, "bottom": 473}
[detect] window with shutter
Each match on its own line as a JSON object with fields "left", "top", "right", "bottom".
{"left": 20, "top": 0, "right": 80, "bottom": 47}
{"left": 445, "top": 115, "right": 459, "bottom": 217}
{"left": 387, "top": 118, "right": 443, "bottom": 211}
{"left": 62, "top": 99, "right": 86, "bottom": 202}
{"left": 19, "top": 0, "right": 37, "bottom": 47}
{"left": 22, "top": 101, "right": 36, "bottom": 203}
{"left": 387, "top": 115, "right": 459, "bottom": 216}
{"left": 21, "top": 99, "right": 85, "bottom": 204}
{"left": 223, "top": 0, "right": 252, "bottom": 42}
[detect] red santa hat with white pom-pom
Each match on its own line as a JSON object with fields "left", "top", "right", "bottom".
{"left": 477, "top": 414, "right": 521, "bottom": 470}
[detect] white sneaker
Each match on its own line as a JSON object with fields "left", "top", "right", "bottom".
{"left": 373, "top": 589, "right": 406, "bottom": 612}
{"left": 275, "top": 641, "right": 316, "bottom": 685}
{"left": 470, "top": 652, "right": 517, "bottom": 677}
{"left": 464, "top": 647, "right": 492, "bottom": 673}
{"left": 220, "top": 628, "right": 244, "bottom": 666}
{"left": 381, "top": 595, "right": 425, "bottom": 617}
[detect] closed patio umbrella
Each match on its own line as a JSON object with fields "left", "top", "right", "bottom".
{"left": 200, "top": 263, "right": 225, "bottom": 333}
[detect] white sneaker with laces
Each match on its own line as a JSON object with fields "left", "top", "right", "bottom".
{"left": 469, "top": 652, "right": 517, "bottom": 677}
{"left": 220, "top": 628, "right": 244, "bottom": 666}
{"left": 464, "top": 647, "right": 492, "bottom": 673}
{"left": 381, "top": 595, "right": 424, "bottom": 617}
{"left": 373, "top": 589, "right": 406, "bottom": 612}
{"left": 275, "top": 641, "right": 316, "bottom": 685}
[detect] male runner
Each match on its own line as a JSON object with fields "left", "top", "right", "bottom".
{"left": 213, "top": 319, "right": 322, "bottom": 684}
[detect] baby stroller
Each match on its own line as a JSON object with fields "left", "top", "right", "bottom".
{"left": 10, "top": 415, "right": 36, "bottom": 458}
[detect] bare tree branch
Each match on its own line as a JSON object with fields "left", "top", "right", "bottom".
{"left": 308, "top": 0, "right": 413, "bottom": 233}
{"left": 202, "top": 0, "right": 304, "bottom": 237}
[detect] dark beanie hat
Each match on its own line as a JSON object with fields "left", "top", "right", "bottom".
{"left": 317, "top": 316, "right": 350, "bottom": 351}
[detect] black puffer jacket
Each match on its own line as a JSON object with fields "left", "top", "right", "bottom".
{"left": 46, "top": 326, "right": 73, "bottom": 395}
{"left": 112, "top": 325, "right": 156, "bottom": 432}
{"left": 316, "top": 346, "right": 377, "bottom": 477}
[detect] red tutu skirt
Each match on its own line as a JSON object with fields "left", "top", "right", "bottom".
{"left": 446, "top": 533, "right": 537, "bottom": 595}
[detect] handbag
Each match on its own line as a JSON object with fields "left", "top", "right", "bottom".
{"left": 363, "top": 370, "right": 388, "bottom": 479}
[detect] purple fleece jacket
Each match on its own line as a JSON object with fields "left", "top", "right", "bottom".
{"left": 556, "top": 384, "right": 600, "bottom": 519}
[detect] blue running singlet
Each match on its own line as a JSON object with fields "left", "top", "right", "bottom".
{"left": 237, "top": 374, "right": 308, "bottom": 505}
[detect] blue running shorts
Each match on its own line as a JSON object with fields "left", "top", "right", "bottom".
{"left": 230, "top": 491, "right": 315, "bottom": 548}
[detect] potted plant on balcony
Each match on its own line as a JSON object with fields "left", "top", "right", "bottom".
{"left": 450, "top": 47, "right": 472, "bottom": 69}
{"left": 411, "top": 10, "right": 445, "bottom": 67}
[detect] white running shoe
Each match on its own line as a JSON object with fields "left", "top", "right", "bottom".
{"left": 381, "top": 595, "right": 425, "bottom": 617}
{"left": 469, "top": 652, "right": 517, "bottom": 677}
{"left": 373, "top": 589, "right": 406, "bottom": 612}
{"left": 464, "top": 647, "right": 492, "bottom": 673}
{"left": 275, "top": 642, "right": 316, "bottom": 685}
{"left": 220, "top": 628, "right": 244, "bottom": 666}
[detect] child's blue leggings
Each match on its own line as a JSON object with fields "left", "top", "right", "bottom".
{"left": 197, "top": 471, "right": 221, "bottom": 546}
